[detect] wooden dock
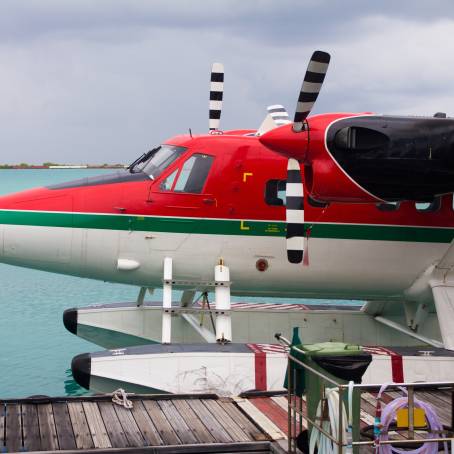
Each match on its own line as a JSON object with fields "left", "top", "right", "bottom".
{"left": 236, "top": 389, "right": 454, "bottom": 453}
{"left": 0, "top": 394, "right": 284, "bottom": 453}
{"left": 0, "top": 389, "right": 451, "bottom": 453}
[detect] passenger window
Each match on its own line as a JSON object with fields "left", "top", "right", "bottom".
{"left": 416, "top": 198, "right": 441, "bottom": 212}
{"left": 265, "top": 180, "right": 287, "bottom": 206}
{"left": 174, "top": 154, "right": 214, "bottom": 193}
{"left": 160, "top": 169, "right": 178, "bottom": 191}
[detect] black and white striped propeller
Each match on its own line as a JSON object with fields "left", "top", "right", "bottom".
{"left": 285, "top": 50, "right": 330, "bottom": 263}
{"left": 209, "top": 63, "right": 224, "bottom": 131}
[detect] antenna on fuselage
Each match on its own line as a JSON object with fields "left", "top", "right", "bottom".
{"left": 209, "top": 63, "right": 224, "bottom": 132}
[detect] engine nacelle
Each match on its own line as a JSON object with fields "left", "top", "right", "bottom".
{"left": 261, "top": 113, "right": 454, "bottom": 204}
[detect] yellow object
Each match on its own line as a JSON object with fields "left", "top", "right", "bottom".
{"left": 396, "top": 408, "right": 426, "bottom": 428}
{"left": 242, "top": 172, "right": 253, "bottom": 182}
{"left": 240, "top": 220, "right": 250, "bottom": 231}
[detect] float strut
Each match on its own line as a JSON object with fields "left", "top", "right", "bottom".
{"left": 137, "top": 287, "right": 146, "bottom": 307}
{"left": 162, "top": 257, "right": 173, "bottom": 344}
{"left": 215, "top": 259, "right": 231, "bottom": 342}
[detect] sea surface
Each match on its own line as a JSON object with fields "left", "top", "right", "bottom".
{"left": 0, "top": 169, "right": 360, "bottom": 398}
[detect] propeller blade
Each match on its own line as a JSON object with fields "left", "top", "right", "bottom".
{"left": 209, "top": 62, "right": 224, "bottom": 131}
{"left": 286, "top": 158, "right": 305, "bottom": 263}
{"left": 293, "top": 51, "right": 330, "bottom": 132}
{"left": 267, "top": 105, "right": 291, "bottom": 126}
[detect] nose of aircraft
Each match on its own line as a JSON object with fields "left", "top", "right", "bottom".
{"left": 0, "top": 185, "right": 72, "bottom": 211}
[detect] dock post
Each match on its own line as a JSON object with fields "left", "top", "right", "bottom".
{"left": 215, "top": 259, "right": 231, "bottom": 342}
{"left": 162, "top": 257, "right": 173, "bottom": 344}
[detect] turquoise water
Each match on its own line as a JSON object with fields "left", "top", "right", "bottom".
{"left": 0, "top": 170, "right": 359, "bottom": 398}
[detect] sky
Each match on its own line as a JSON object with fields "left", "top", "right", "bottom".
{"left": 1, "top": 0, "right": 454, "bottom": 164}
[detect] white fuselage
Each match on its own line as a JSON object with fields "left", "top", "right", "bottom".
{"left": 0, "top": 215, "right": 448, "bottom": 301}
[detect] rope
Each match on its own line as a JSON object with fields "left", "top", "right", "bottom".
{"left": 111, "top": 388, "right": 133, "bottom": 409}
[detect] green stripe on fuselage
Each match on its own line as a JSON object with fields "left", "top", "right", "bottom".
{"left": 0, "top": 210, "right": 454, "bottom": 242}
{"left": 0, "top": 210, "right": 285, "bottom": 236}
{"left": 309, "top": 223, "right": 454, "bottom": 243}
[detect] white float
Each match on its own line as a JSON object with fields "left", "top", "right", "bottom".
{"left": 71, "top": 342, "right": 454, "bottom": 395}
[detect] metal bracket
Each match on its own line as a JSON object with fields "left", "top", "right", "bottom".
{"left": 403, "top": 301, "right": 430, "bottom": 331}
{"left": 162, "top": 279, "right": 231, "bottom": 287}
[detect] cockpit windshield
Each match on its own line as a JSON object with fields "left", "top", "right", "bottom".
{"left": 129, "top": 145, "right": 187, "bottom": 179}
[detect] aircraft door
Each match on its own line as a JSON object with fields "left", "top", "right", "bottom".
{"left": 148, "top": 152, "right": 219, "bottom": 217}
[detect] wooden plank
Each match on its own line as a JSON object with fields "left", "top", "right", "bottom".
{"left": 142, "top": 400, "right": 181, "bottom": 445}
{"left": 52, "top": 403, "right": 77, "bottom": 450}
{"left": 173, "top": 399, "right": 216, "bottom": 444}
{"left": 248, "top": 398, "right": 288, "bottom": 435}
{"left": 67, "top": 401, "right": 94, "bottom": 449}
{"left": 217, "top": 399, "right": 267, "bottom": 441}
{"left": 130, "top": 400, "right": 163, "bottom": 446}
{"left": 98, "top": 402, "right": 128, "bottom": 448}
{"left": 233, "top": 397, "right": 286, "bottom": 441}
{"left": 157, "top": 400, "right": 198, "bottom": 445}
{"left": 22, "top": 404, "right": 41, "bottom": 452}
{"left": 187, "top": 399, "right": 233, "bottom": 443}
{"left": 114, "top": 403, "right": 145, "bottom": 447}
{"left": 5, "top": 403, "right": 22, "bottom": 453}
{"left": 2, "top": 441, "right": 274, "bottom": 454}
{"left": 82, "top": 402, "right": 112, "bottom": 448}
{"left": 415, "top": 391, "right": 451, "bottom": 425}
{"left": 37, "top": 403, "right": 58, "bottom": 451}
{"left": 202, "top": 399, "right": 250, "bottom": 442}
{"left": 424, "top": 390, "right": 451, "bottom": 405}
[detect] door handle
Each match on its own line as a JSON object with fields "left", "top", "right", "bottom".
{"left": 114, "top": 206, "right": 126, "bottom": 212}
{"left": 203, "top": 198, "right": 216, "bottom": 205}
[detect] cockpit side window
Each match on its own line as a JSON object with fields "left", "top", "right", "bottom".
{"left": 173, "top": 153, "right": 214, "bottom": 194}
{"left": 159, "top": 169, "right": 178, "bottom": 191}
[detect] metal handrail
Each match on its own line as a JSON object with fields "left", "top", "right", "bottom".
{"left": 286, "top": 346, "right": 454, "bottom": 453}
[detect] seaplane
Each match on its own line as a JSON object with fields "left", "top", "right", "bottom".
{"left": 2, "top": 50, "right": 454, "bottom": 394}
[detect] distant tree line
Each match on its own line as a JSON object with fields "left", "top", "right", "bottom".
{"left": 0, "top": 163, "right": 125, "bottom": 169}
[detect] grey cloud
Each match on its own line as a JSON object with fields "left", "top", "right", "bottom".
{"left": 0, "top": 1, "right": 454, "bottom": 164}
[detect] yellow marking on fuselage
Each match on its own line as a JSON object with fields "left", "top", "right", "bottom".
{"left": 243, "top": 172, "right": 253, "bottom": 182}
{"left": 265, "top": 223, "right": 281, "bottom": 233}
{"left": 240, "top": 220, "right": 250, "bottom": 231}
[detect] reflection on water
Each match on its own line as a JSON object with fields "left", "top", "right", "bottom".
{"left": 64, "top": 369, "right": 91, "bottom": 397}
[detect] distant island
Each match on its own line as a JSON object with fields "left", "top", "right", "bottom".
{"left": 0, "top": 163, "right": 126, "bottom": 169}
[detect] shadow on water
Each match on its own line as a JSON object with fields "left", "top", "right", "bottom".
{"left": 64, "top": 369, "right": 91, "bottom": 397}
